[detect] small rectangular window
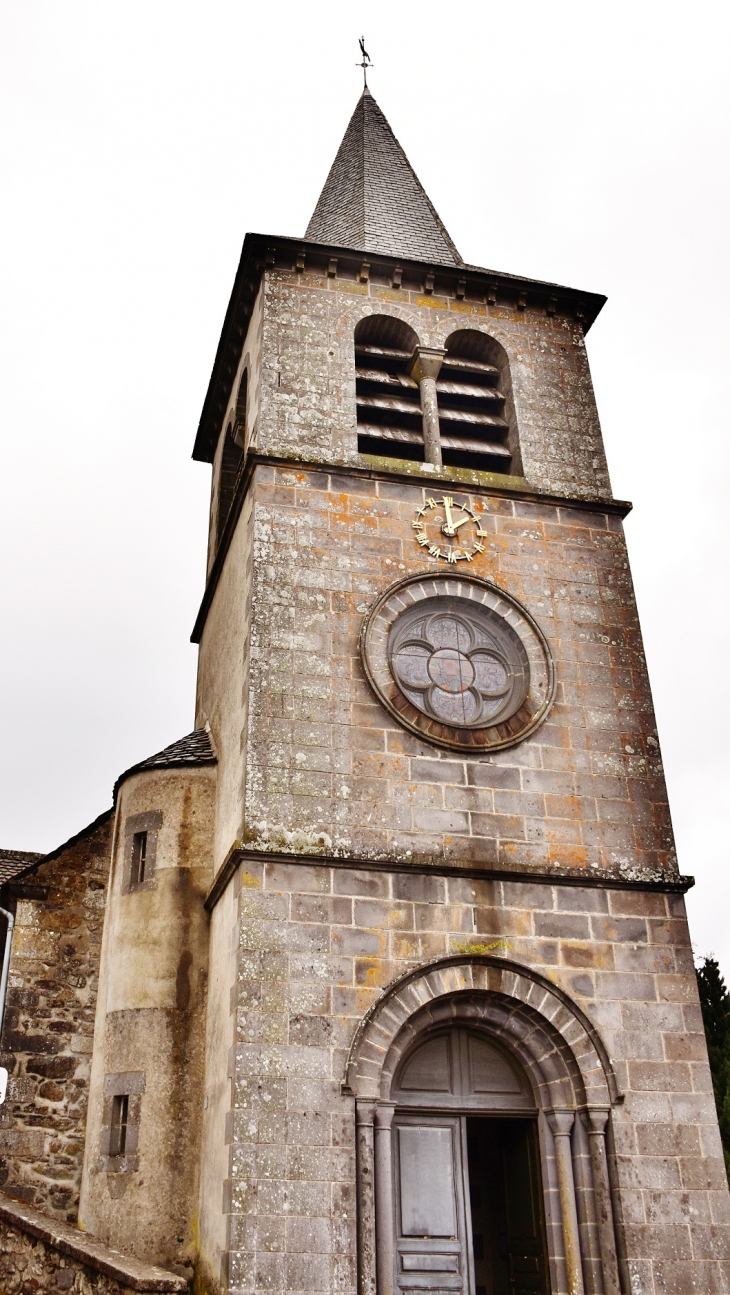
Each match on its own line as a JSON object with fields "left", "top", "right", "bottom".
{"left": 109, "top": 1093, "right": 129, "bottom": 1157}
{"left": 131, "top": 832, "right": 147, "bottom": 886}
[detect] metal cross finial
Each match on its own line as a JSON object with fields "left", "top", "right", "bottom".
{"left": 357, "top": 36, "right": 372, "bottom": 88}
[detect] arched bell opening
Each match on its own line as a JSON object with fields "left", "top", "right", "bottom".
{"left": 354, "top": 314, "right": 423, "bottom": 462}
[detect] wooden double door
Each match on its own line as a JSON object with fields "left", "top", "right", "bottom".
{"left": 393, "top": 1114, "right": 548, "bottom": 1295}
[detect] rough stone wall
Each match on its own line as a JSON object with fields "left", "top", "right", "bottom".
{"left": 0, "top": 1224, "right": 139, "bottom": 1295}
{"left": 0, "top": 812, "right": 113, "bottom": 1221}
{"left": 251, "top": 270, "right": 611, "bottom": 501}
{"left": 221, "top": 858, "right": 730, "bottom": 1295}
{"left": 217, "top": 464, "right": 674, "bottom": 883}
{"left": 0, "top": 1197, "right": 186, "bottom": 1293}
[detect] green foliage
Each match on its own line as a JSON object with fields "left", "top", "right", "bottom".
{"left": 696, "top": 956, "right": 730, "bottom": 1180}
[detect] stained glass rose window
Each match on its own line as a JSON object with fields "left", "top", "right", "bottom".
{"left": 388, "top": 599, "right": 529, "bottom": 729}
{"left": 360, "top": 575, "right": 555, "bottom": 753}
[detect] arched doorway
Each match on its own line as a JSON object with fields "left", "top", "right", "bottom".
{"left": 347, "top": 957, "right": 623, "bottom": 1295}
{"left": 391, "top": 1027, "right": 549, "bottom": 1295}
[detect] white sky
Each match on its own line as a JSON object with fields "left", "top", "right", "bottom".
{"left": 1, "top": 2, "right": 728, "bottom": 972}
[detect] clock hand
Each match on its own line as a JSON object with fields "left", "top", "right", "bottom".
{"left": 442, "top": 498, "right": 455, "bottom": 535}
{"left": 442, "top": 512, "right": 471, "bottom": 536}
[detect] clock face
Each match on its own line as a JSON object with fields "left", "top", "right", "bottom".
{"left": 411, "top": 496, "right": 487, "bottom": 564}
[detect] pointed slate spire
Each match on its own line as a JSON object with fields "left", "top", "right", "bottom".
{"left": 306, "top": 88, "right": 462, "bottom": 266}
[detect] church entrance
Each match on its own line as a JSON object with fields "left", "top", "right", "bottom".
{"left": 467, "top": 1118, "right": 548, "bottom": 1295}
{"left": 391, "top": 1029, "right": 549, "bottom": 1295}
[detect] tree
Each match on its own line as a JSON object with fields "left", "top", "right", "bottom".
{"left": 696, "top": 956, "right": 730, "bottom": 1179}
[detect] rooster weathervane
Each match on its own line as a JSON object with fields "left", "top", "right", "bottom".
{"left": 357, "top": 37, "right": 373, "bottom": 88}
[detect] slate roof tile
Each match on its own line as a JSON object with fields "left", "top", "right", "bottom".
{"left": 0, "top": 849, "right": 44, "bottom": 887}
{"left": 306, "top": 89, "right": 462, "bottom": 266}
{"left": 113, "top": 728, "right": 217, "bottom": 800}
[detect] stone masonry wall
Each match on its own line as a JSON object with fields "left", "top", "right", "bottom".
{"left": 0, "top": 1192, "right": 186, "bottom": 1293}
{"left": 222, "top": 857, "right": 730, "bottom": 1295}
{"left": 251, "top": 269, "right": 611, "bottom": 501}
{"left": 222, "top": 464, "right": 675, "bottom": 882}
{"left": 0, "top": 811, "right": 113, "bottom": 1221}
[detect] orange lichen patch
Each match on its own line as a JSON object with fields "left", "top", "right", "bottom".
{"left": 548, "top": 846, "right": 589, "bottom": 869}
{"left": 354, "top": 958, "right": 394, "bottom": 987}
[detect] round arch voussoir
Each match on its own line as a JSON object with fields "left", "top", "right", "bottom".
{"left": 344, "top": 954, "right": 619, "bottom": 1108}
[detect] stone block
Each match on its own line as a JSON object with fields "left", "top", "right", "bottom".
{"left": 392, "top": 874, "right": 445, "bottom": 903}
{"left": 534, "top": 912, "right": 590, "bottom": 940}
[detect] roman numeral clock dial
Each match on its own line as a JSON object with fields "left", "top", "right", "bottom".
{"left": 411, "top": 496, "right": 487, "bottom": 563}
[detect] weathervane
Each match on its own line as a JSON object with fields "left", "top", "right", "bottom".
{"left": 357, "top": 36, "right": 372, "bottom": 88}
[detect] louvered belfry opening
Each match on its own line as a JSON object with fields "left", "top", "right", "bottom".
{"left": 355, "top": 315, "right": 423, "bottom": 462}
{"left": 216, "top": 421, "right": 244, "bottom": 546}
{"left": 438, "top": 330, "right": 514, "bottom": 475}
{"left": 215, "top": 370, "right": 248, "bottom": 549}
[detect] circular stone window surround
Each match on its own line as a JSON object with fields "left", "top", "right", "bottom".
{"left": 359, "top": 573, "right": 556, "bottom": 753}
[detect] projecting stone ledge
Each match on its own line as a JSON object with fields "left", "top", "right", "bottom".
{"left": 0, "top": 1191, "right": 188, "bottom": 1293}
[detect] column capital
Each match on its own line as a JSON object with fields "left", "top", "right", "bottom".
{"left": 355, "top": 1099, "right": 377, "bottom": 1127}
{"left": 582, "top": 1106, "right": 611, "bottom": 1136}
{"left": 408, "top": 345, "right": 446, "bottom": 383}
{"left": 547, "top": 1107, "right": 576, "bottom": 1137}
{"left": 374, "top": 1102, "right": 396, "bottom": 1130}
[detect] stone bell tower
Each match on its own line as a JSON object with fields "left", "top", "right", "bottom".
{"left": 179, "top": 86, "right": 730, "bottom": 1295}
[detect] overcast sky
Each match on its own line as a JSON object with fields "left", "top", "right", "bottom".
{"left": 1, "top": 1, "right": 728, "bottom": 972}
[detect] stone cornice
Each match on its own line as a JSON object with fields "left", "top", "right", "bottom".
{"left": 190, "top": 453, "right": 632, "bottom": 645}
{"left": 193, "top": 232, "right": 607, "bottom": 464}
{"left": 204, "top": 844, "right": 692, "bottom": 915}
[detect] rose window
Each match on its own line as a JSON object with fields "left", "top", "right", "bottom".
{"left": 388, "top": 598, "right": 530, "bottom": 730}
{"left": 361, "top": 575, "right": 554, "bottom": 754}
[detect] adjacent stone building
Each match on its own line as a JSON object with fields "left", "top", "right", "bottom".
{"left": 1, "top": 85, "right": 728, "bottom": 1295}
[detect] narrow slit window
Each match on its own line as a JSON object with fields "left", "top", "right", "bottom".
{"left": 109, "top": 1094, "right": 129, "bottom": 1157}
{"left": 131, "top": 832, "right": 148, "bottom": 886}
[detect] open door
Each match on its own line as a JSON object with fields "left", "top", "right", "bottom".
{"left": 394, "top": 1115, "right": 472, "bottom": 1295}
{"left": 467, "top": 1119, "right": 549, "bottom": 1295}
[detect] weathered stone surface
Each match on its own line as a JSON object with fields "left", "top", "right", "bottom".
{"left": 219, "top": 860, "right": 730, "bottom": 1295}
{"left": 197, "top": 464, "right": 675, "bottom": 882}
{"left": 243, "top": 270, "right": 612, "bottom": 500}
{"left": 0, "top": 1190, "right": 186, "bottom": 1292}
{"left": 0, "top": 812, "right": 113, "bottom": 1221}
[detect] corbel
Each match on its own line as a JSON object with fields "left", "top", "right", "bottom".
{"left": 265, "top": 246, "right": 276, "bottom": 267}
{"left": 517, "top": 293, "right": 527, "bottom": 312}
{"left": 424, "top": 272, "right": 435, "bottom": 294}
{"left": 487, "top": 280, "right": 498, "bottom": 305}
{"left": 295, "top": 249, "right": 306, "bottom": 274}
{"left": 547, "top": 295, "right": 558, "bottom": 316}
{"left": 456, "top": 278, "right": 467, "bottom": 300}
{"left": 391, "top": 265, "right": 403, "bottom": 290}
{"left": 575, "top": 300, "right": 587, "bottom": 323}
{"left": 359, "top": 261, "right": 371, "bottom": 283}
{"left": 327, "top": 258, "right": 338, "bottom": 278}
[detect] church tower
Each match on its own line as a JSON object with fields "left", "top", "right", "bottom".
{"left": 2, "top": 84, "right": 728, "bottom": 1295}
{"left": 170, "top": 85, "right": 724, "bottom": 1294}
